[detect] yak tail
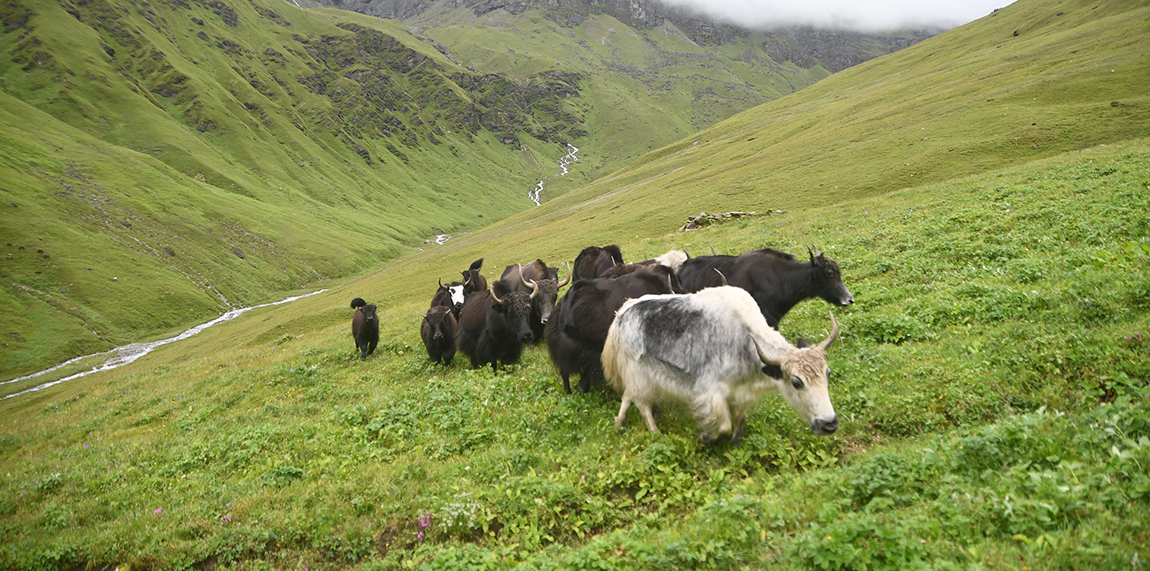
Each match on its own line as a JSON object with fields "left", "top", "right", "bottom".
{"left": 601, "top": 319, "right": 628, "bottom": 394}
{"left": 350, "top": 297, "right": 367, "bottom": 309}
{"left": 469, "top": 258, "right": 484, "bottom": 271}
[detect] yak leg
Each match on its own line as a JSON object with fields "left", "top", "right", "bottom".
{"left": 614, "top": 397, "right": 632, "bottom": 430}
{"left": 730, "top": 408, "right": 751, "bottom": 445}
{"left": 636, "top": 402, "right": 661, "bottom": 434}
{"left": 367, "top": 339, "right": 377, "bottom": 357}
{"left": 561, "top": 373, "right": 572, "bottom": 395}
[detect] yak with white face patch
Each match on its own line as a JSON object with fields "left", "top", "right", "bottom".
{"left": 602, "top": 286, "right": 839, "bottom": 443}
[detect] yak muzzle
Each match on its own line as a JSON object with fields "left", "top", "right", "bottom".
{"left": 811, "top": 416, "right": 839, "bottom": 435}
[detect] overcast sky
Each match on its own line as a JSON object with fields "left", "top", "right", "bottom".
{"left": 658, "top": 0, "right": 1017, "bottom": 32}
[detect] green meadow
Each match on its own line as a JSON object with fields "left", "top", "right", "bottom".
{"left": 2, "top": 0, "right": 1149, "bottom": 568}
{"left": 2, "top": 137, "right": 1148, "bottom": 569}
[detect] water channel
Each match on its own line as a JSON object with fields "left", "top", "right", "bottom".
{"left": 2, "top": 289, "right": 327, "bottom": 400}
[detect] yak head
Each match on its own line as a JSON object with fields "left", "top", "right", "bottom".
{"left": 461, "top": 258, "right": 488, "bottom": 295}
{"left": 807, "top": 246, "right": 854, "bottom": 307}
{"left": 490, "top": 280, "right": 536, "bottom": 344}
{"left": 754, "top": 312, "right": 839, "bottom": 435}
{"left": 423, "top": 306, "right": 455, "bottom": 340}
{"left": 519, "top": 263, "right": 570, "bottom": 325}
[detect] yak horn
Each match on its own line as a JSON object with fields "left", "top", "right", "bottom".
{"left": 528, "top": 279, "right": 539, "bottom": 300}
{"left": 517, "top": 264, "right": 533, "bottom": 289}
{"left": 490, "top": 287, "right": 504, "bottom": 305}
{"left": 752, "top": 336, "right": 781, "bottom": 367}
{"left": 714, "top": 268, "right": 728, "bottom": 286}
{"left": 709, "top": 244, "right": 716, "bottom": 256}
{"left": 438, "top": 278, "right": 444, "bottom": 288}
{"left": 817, "top": 312, "right": 839, "bottom": 350}
{"left": 557, "top": 262, "right": 571, "bottom": 288}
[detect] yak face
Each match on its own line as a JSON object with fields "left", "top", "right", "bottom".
{"left": 774, "top": 347, "right": 838, "bottom": 435}
{"left": 449, "top": 284, "right": 465, "bottom": 312}
{"left": 755, "top": 311, "right": 840, "bottom": 435}
{"left": 491, "top": 281, "right": 534, "bottom": 344}
{"left": 524, "top": 264, "right": 568, "bottom": 325}
{"left": 808, "top": 247, "right": 854, "bottom": 307}
{"left": 423, "top": 306, "right": 454, "bottom": 340}
{"left": 357, "top": 304, "right": 377, "bottom": 325}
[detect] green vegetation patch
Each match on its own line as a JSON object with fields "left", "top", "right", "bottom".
{"left": 1, "top": 138, "right": 1147, "bottom": 569}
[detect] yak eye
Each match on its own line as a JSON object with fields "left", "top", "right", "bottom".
{"left": 790, "top": 374, "right": 804, "bottom": 390}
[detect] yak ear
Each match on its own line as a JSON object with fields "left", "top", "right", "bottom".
{"left": 796, "top": 338, "right": 813, "bottom": 348}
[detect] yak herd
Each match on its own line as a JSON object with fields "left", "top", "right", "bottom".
{"left": 349, "top": 245, "right": 855, "bottom": 442}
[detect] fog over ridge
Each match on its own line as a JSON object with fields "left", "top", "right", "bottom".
{"left": 655, "top": 0, "right": 1018, "bottom": 32}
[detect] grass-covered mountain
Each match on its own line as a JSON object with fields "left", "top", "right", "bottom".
{"left": 0, "top": 0, "right": 588, "bottom": 377}
{"left": 0, "top": 0, "right": 933, "bottom": 379}
{"left": 1, "top": 0, "right": 1148, "bottom": 568}
{"left": 310, "top": 0, "right": 941, "bottom": 181}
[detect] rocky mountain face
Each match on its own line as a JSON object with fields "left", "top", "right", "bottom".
{"left": 311, "top": 0, "right": 941, "bottom": 72}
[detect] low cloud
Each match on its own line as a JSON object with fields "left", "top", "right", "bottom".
{"left": 658, "top": 0, "right": 1017, "bottom": 32}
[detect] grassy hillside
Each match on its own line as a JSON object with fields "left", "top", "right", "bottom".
{"left": 1, "top": 0, "right": 1148, "bottom": 567}
{"left": 1, "top": 137, "right": 1146, "bottom": 569}
{"left": 395, "top": 7, "right": 832, "bottom": 186}
{"left": 0, "top": 0, "right": 622, "bottom": 377}
{"left": 466, "top": 0, "right": 1150, "bottom": 244}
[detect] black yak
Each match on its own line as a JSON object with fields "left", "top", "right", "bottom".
{"left": 350, "top": 297, "right": 379, "bottom": 360}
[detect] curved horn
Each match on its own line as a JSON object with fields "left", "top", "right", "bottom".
{"left": 557, "top": 262, "right": 571, "bottom": 288}
{"left": 490, "top": 286, "right": 504, "bottom": 305}
{"left": 709, "top": 243, "right": 716, "bottom": 256}
{"left": 807, "top": 245, "right": 815, "bottom": 263}
{"left": 684, "top": 248, "right": 691, "bottom": 259}
{"left": 714, "top": 268, "right": 728, "bottom": 286}
{"left": 752, "top": 336, "right": 781, "bottom": 367}
{"left": 817, "top": 312, "right": 839, "bottom": 350}
{"left": 528, "top": 279, "right": 539, "bottom": 300}
{"left": 462, "top": 271, "right": 472, "bottom": 287}
{"left": 517, "top": 264, "right": 533, "bottom": 289}
{"left": 438, "top": 278, "right": 444, "bottom": 288}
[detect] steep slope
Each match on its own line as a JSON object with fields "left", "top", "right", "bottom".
{"left": 306, "top": 0, "right": 941, "bottom": 187}
{"left": 0, "top": 0, "right": 614, "bottom": 377}
{"left": 453, "top": 0, "right": 1150, "bottom": 247}
{"left": 1, "top": 0, "right": 1148, "bottom": 567}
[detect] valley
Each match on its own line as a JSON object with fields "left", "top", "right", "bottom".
{"left": 0, "top": 0, "right": 1148, "bottom": 568}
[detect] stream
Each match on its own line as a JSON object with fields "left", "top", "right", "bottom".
{"left": 528, "top": 143, "right": 580, "bottom": 206}
{"left": 2, "top": 289, "right": 327, "bottom": 400}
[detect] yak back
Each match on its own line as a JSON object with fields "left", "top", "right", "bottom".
{"left": 572, "top": 245, "right": 624, "bottom": 281}
{"left": 560, "top": 268, "right": 675, "bottom": 350}
{"left": 677, "top": 247, "right": 851, "bottom": 328}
